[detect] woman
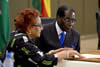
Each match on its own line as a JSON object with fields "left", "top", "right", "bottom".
{"left": 7, "top": 8, "right": 84, "bottom": 67}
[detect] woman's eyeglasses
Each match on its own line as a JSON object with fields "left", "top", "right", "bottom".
{"left": 32, "top": 24, "right": 43, "bottom": 28}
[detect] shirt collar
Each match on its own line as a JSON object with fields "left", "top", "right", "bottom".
{"left": 55, "top": 21, "right": 66, "bottom": 35}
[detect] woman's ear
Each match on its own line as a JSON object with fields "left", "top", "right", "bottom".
{"left": 26, "top": 25, "right": 31, "bottom": 33}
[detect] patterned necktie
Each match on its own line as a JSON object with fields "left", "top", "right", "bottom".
{"left": 59, "top": 32, "right": 64, "bottom": 47}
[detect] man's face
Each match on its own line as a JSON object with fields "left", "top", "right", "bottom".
{"left": 58, "top": 10, "right": 76, "bottom": 32}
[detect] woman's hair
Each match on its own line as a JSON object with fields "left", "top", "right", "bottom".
{"left": 14, "top": 8, "right": 40, "bottom": 32}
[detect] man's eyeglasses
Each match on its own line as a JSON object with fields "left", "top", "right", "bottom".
{"left": 63, "top": 18, "right": 76, "bottom": 23}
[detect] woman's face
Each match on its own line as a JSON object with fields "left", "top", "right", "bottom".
{"left": 28, "top": 16, "right": 43, "bottom": 38}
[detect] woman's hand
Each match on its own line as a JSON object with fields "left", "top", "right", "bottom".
{"left": 55, "top": 50, "right": 85, "bottom": 62}
{"left": 48, "top": 48, "right": 73, "bottom": 54}
{"left": 66, "top": 50, "right": 85, "bottom": 59}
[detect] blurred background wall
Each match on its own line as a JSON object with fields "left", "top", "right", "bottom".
{"left": 9, "top": 0, "right": 98, "bottom": 36}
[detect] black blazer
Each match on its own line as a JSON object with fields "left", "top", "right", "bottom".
{"left": 36, "top": 22, "right": 80, "bottom": 53}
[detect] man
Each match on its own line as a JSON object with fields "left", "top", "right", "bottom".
{"left": 96, "top": 11, "right": 100, "bottom": 49}
{"left": 36, "top": 5, "right": 80, "bottom": 53}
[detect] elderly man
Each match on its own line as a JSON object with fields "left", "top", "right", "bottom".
{"left": 36, "top": 5, "right": 80, "bottom": 53}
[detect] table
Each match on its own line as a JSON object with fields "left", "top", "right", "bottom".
{"left": 54, "top": 50, "right": 100, "bottom": 67}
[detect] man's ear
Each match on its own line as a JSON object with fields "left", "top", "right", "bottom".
{"left": 57, "top": 16, "right": 60, "bottom": 19}
{"left": 57, "top": 16, "right": 61, "bottom": 21}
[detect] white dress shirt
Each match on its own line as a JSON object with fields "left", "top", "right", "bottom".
{"left": 55, "top": 21, "right": 66, "bottom": 39}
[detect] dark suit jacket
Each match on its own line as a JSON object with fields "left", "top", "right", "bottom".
{"left": 36, "top": 22, "right": 80, "bottom": 53}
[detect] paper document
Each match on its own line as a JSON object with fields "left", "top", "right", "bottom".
{"left": 75, "top": 54, "right": 100, "bottom": 58}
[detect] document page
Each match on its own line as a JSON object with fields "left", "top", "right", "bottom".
{"left": 75, "top": 54, "right": 100, "bottom": 58}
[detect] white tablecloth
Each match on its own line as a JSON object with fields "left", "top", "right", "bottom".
{"left": 54, "top": 60, "right": 100, "bottom": 67}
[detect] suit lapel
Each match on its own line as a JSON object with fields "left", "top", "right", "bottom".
{"left": 64, "top": 29, "right": 75, "bottom": 48}
{"left": 49, "top": 22, "right": 62, "bottom": 48}
{"left": 64, "top": 30, "right": 73, "bottom": 47}
{"left": 64, "top": 32, "right": 70, "bottom": 47}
